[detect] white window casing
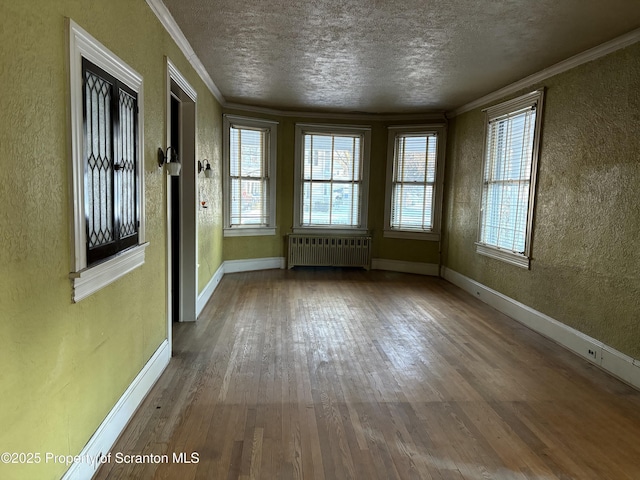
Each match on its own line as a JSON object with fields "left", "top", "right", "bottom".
{"left": 476, "top": 89, "right": 545, "bottom": 269}
{"left": 293, "top": 123, "right": 371, "bottom": 235}
{"left": 67, "top": 19, "right": 147, "bottom": 302}
{"left": 384, "top": 124, "right": 447, "bottom": 241}
{"left": 223, "top": 115, "right": 278, "bottom": 237}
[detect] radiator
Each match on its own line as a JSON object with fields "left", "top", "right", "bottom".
{"left": 287, "top": 235, "right": 372, "bottom": 270}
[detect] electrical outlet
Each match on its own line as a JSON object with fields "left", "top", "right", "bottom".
{"left": 587, "top": 348, "right": 598, "bottom": 361}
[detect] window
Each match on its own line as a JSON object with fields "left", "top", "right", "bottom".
{"left": 68, "top": 19, "right": 147, "bottom": 302}
{"left": 293, "top": 124, "right": 371, "bottom": 233}
{"left": 223, "top": 115, "right": 277, "bottom": 236}
{"left": 477, "top": 89, "right": 545, "bottom": 268}
{"left": 384, "top": 125, "right": 446, "bottom": 240}
{"left": 83, "top": 59, "right": 139, "bottom": 265}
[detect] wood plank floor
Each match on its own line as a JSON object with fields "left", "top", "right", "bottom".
{"left": 95, "top": 268, "right": 640, "bottom": 480}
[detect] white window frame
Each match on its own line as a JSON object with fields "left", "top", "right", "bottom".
{"left": 223, "top": 115, "right": 278, "bottom": 237}
{"left": 476, "top": 89, "right": 545, "bottom": 269}
{"left": 293, "top": 123, "right": 371, "bottom": 235}
{"left": 384, "top": 124, "right": 446, "bottom": 241}
{"left": 67, "top": 19, "right": 147, "bottom": 302}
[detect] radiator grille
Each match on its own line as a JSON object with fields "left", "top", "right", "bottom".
{"left": 288, "top": 235, "right": 372, "bottom": 270}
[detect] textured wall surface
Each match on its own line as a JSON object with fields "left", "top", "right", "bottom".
{"left": 222, "top": 111, "right": 443, "bottom": 265}
{"left": 0, "top": 2, "right": 222, "bottom": 479}
{"left": 444, "top": 44, "right": 640, "bottom": 358}
{"left": 197, "top": 93, "right": 224, "bottom": 292}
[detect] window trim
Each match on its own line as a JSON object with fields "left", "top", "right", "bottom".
{"left": 222, "top": 115, "right": 278, "bottom": 237}
{"left": 475, "top": 89, "right": 545, "bottom": 269}
{"left": 67, "top": 19, "right": 146, "bottom": 302}
{"left": 383, "top": 124, "right": 447, "bottom": 241}
{"left": 293, "top": 123, "right": 371, "bottom": 235}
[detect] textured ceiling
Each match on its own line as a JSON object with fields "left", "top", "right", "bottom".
{"left": 162, "top": 0, "right": 640, "bottom": 114}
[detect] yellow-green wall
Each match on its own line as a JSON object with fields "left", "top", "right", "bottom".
{"left": 197, "top": 97, "right": 224, "bottom": 293}
{"left": 3, "top": 2, "right": 638, "bottom": 478}
{"left": 0, "top": 1, "right": 222, "bottom": 479}
{"left": 222, "top": 109, "right": 443, "bottom": 265}
{"left": 443, "top": 43, "right": 640, "bottom": 358}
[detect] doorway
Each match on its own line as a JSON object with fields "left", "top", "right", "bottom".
{"left": 166, "top": 60, "right": 198, "bottom": 353}
{"left": 170, "top": 93, "right": 180, "bottom": 324}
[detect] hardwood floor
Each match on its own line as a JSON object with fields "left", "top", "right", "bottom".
{"left": 95, "top": 268, "right": 640, "bottom": 480}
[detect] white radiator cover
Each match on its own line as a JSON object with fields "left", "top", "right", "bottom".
{"left": 287, "top": 235, "right": 372, "bottom": 270}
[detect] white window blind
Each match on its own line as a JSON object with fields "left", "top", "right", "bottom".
{"left": 477, "top": 89, "right": 544, "bottom": 268}
{"left": 390, "top": 133, "right": 438, "bottom": 231}
{"left": 301, "top": 132, "right": 363, "bottom": 227}
{"left": 229, "top": 126, "right": 270, "bottom": 226}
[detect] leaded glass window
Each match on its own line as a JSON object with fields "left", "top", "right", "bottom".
{"left": 83, "top": 59, "right": 138, "bottom": 265}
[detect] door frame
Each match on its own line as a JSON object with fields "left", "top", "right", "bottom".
{"left": 166, "top": 59, "right": 198, "bottom": 352}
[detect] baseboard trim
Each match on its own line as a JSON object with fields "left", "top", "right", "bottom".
{"left": 223, "top": 257, "right": 439, "bottom": 276}
{"left": 372, "top": 258, "right": 440, "bottom": 276}
{"left": 223, "top": 257, "right": 285, "bottom": 273}
{"left": 197, "top": 263, "right": 224, "bottom": 318}
{"left": 442, "top": 267, "right": 640, "bottom": 391}
{"left": 62, "top": 339, "right": 170, "bottom": 480}
{"left": 197, "top": 258, "right": 284, "bottom": 316}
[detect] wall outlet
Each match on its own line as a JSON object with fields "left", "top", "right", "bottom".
{"left": 587, "top": 348, "right": 598, "bottom": 361}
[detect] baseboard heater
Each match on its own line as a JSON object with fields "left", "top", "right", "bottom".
{"left": 287, "top": 235, "right": 372, "bottom": 270}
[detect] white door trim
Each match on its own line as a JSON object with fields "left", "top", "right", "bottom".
{"left": 165, "top": 59, "right": 198, "bottom": 354}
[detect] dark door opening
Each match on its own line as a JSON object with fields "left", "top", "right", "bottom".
{"left": 170, "top": 93, "right": 180, "bottom": 323}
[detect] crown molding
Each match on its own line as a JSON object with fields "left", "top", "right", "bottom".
{"left": 448, "top": 27, "right": 640, "bottom": 118}
{"left": 146, "top": 0, "right": 445, "bottom": 122}
{"left": 146, "top": 1, "right": 638, "bottom": 121}
{"left": 224, "top": 102, "right": 446, "bottom": 122}
{"left": 146, "top": 0, "right": 224, "bottom": 104}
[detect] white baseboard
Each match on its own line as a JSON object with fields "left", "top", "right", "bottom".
{"left": 195, "top": 258, "right": 283, "bottom": 318}
{"left": 222, "top": 257, "right": 438, "bottom": 276}
{"left": 197, "top": 263, "right": 224, "bottom": 318}
{"left": 372, "top": 258, "right": 440, "bottom": 276}
{"left": 62, "top": 339, "right": 170, "bottom": 480}
{"left": 223, "top": 256, "right": 285, "bottom": 273}
{"left": 442, "top": 267, "right": 640, "bottom": 391}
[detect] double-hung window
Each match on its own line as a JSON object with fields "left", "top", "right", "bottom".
{"left": 384, "top": 125, "right": 446, "bottom": 240}
{"left": 293, "top": 124, "right": 371, "bottom": 233}
{"left": 68, "top": 19, "right": 146, "bottom": 302}
{"left": 477, "top": 89, "right": 545, "bottom": 268}
{"left": 223, "top": 115, "right": 277, "bottom": 236}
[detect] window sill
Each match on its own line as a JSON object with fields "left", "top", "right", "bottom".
{"left": 70, "top": 243, "right": 148, "bottom": 302}
{"left": 292, "top": 227, "right": 369, "bottom": 236}
{"left": 475, "top": 243, "right": 530, "bottom": 269}
{"left": 383, "top": 229, "right": 440, "bottom": 241}
{"left": 224, "top": 227, "right": 277, "bottom": 237}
